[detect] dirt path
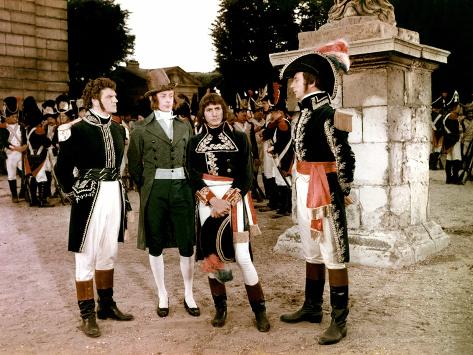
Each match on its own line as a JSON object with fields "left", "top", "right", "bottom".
{"left": 0, "top": 170, "right": 472, "bottom": 354}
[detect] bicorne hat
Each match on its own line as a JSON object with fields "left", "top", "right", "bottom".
{"left": 55, "top": 94, "right": 70, "bottom": 112}
{"left": 144, "top": 69, "right": 177, "bottom": 97}
{"left": 4, "top": 96, "right": 19, "bottom": 117}
{"left": 280, "top": 39, "right": 350, "bottom": 100}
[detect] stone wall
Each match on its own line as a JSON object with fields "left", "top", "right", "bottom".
{"left": 0, "top": 0, "right": 69, "bottom": 102}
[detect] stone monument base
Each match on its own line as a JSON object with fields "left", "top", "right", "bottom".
{"left": 274, "top": 222, "right": 449, "bottom": 268}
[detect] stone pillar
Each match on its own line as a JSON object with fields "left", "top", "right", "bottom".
{"left": 0, "top": 0, "right": 69, "bottom": 101}
{"left": 269, "top": 17, "right": 451, "bottom": 267}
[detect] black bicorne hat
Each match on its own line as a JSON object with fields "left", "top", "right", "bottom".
{"left": 280, "top": 39, "right": 350, "bottom": 100}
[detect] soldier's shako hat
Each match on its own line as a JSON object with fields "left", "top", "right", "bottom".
{"left": 23, "top": 96, "right": 44, "bottom": 127}
{"left": 280, "top": 38, "right": 350, "bottom": 100}
{"left": 144, "top": 69, "right": 177, "bottom": 97}
{"left": 4, "top": 96, "right": 19, "bottom": 117}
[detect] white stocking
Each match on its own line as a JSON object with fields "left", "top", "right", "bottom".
{"left": 180, "top": 255, "right": 197, "bottom": 308}
{"left": 149, "top": 254, "right": 168, "bottom": 308}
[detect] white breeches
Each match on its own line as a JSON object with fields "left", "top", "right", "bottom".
{"left": 6, "top": 150, "right": 22, "bottom": 180}
{"left": 200, "top": 180, "right": 259, "bottom": 285}
{"left": 75, "top": 181, "right": 121, "bottom": 281}
{"left": 295, "top": 171, "right": 346, "bottom": 270}
{"left": 34, "top": 158, "right": 50, "bottom": 183}
{"left": 263, "top": 141, "right": 274, "bottom": 178}
{"left": 446, "top": 141, "right": 462, "bottom": 161}
{"left": 207, "top": 241, "right": 258, "bottom": 286}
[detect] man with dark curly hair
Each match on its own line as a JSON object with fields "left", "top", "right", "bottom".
{"left": 55, "top": 77, "right": 134, "bottom": 338}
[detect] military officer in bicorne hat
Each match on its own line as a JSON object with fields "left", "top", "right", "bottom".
{"left": 277, "top": 39, "right": 356, "bottom": 345}
{"left": 127, "top": 69, "right": 200, "bottom": 318}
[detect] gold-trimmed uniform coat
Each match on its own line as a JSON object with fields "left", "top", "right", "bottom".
{"left": 293, "top": 92, "right": 355, "bottom": 262}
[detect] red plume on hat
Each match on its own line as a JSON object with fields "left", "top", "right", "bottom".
{"left": 316, "top": 38, "right": 350, "bottom": 73}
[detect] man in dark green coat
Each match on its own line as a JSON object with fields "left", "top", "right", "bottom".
{"left": 127, "top": 69, "right": 199, "bottom": 318}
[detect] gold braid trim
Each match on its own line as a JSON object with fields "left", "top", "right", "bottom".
{"left": 195, "top": 186, "right": 216, "bottom": 205}
{"left": 222, "top": 188, "right": 242, "bottom": 206}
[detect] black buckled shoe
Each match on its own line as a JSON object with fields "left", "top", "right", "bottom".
{"left": 184, "top": 300, "right": 201, "bottom": 317}
{"left": 157, "top": 306, "right": 169, "bottom": 317}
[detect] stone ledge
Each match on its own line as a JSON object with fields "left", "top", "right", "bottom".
{"left": 274, "top": 221, "right": 450, "bottom": 268}
{"left": 299, "top": 17, "right": 419, "bottom": 49}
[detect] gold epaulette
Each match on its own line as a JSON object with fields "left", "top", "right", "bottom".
{"left": 334, "top": 110, "right": 352, "bottom": 132}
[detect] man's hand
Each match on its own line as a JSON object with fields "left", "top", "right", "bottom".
{"left": 210, "top": 197, "right": 231, "bottom": 218}
{"left": 344, "top": 195, "right": 353, "bottom": 206}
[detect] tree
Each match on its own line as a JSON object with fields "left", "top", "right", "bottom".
{"left": 391, "top": 0, "right": 473, "bottom": 99}
{"left": 211, "top": 0, "right": 331, "bottom": 104}
{"left": 212, "top": 0, "right": 473, "bottom": 103}
{"left": 67, "top": 0, "right": 135, "bottom": 98}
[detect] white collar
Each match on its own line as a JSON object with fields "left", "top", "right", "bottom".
{"left": 90, "top": 109, "right": 111, "bottom": 119}
{"left": 155, "top": 110, "right": 174, "bottom": 120}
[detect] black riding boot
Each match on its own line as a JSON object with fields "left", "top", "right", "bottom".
{"left": 38, "top": 182, "right": 54, "bottom": 207}
{"left": 280, "top": 262, "right": 325, "bottom": 323}
{"left": 275, "top": 186, "right": 291, "bottom": 216}
{"left": 45, "top": 171, "right": 52, "bottom": 197}
{"left": 95, "top": 269, "right": 134, "bottom": 321}
{"left": 445, "top": 160, "right": 453, "bottom": 184}
{"left": 452, "top": 160, "right": 464, "bottom": 184}
{"left": 29, "top": 179, "right": 39, "bottom": 206}
{"left": 209, "top": 277, "right": 227, "bottom": 327}
{"left": 18, "top": 177, "right": 26, "bottom": 199}
{"left": 319, "top": 269, "right": 349, "bottom": 345}
{"left": 245, "top": 282, "right": 270, "bottom": 332}
{"left": 76, "top": 279, "right": 100, "bottom": 338}
{"left": 8, "top": 179, "right": 19, "bottom": 203}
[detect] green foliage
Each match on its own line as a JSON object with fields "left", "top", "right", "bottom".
{"left": 67, "top": 0, "right": 135, "bottom": 97}
{"left": 211, "top": 0, "right": 331, "bottom": 104}
{"left": 213, "top": 0, "right": 473, "bottom": 102}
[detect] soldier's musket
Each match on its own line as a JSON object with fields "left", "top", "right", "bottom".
{"left": 47, "top": 147, "right": 70, "bottom": 205}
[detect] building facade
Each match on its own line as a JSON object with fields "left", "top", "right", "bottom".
{"left": 0, "top": 0, "right": 69, "bottom": 102}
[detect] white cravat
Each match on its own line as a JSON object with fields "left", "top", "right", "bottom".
{"left": 155, "top": 110, "right": 174, "bottom": 140}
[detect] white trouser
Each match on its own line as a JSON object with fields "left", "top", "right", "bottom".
{"left": 34, "top": 158, "right": 50, "bottom": 183}
{"left": 75, "top": 181, "right": 121, "bottom": 281}
{"left": 6, "top": 150, "right": 22, "bottom": 180}
{"left": 200, "top": 181, "right": 259, "bottom": 285}
{"left": 208, "top": 242, "right": 258, "bottom": 286}
{"left": 262, "top": 141, "right": 274, "bottom": 179}
{"left": 295, "top": 171, "right": 346, "bottom": 269}
{"left": 446, "top": 141, "right": 462, "bottom": 161}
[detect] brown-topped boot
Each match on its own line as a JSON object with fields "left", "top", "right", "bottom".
{"left": 76, "top": 279, "right": 100, "bottom": 338}
{"left": 209, "top": 277, "right": 227, "bottom": 327}
{"left": 245, "top": 282, "right": 270, "bottom": 332}
{"left": 95, "top": 269, "right": 133, "bottom": 321}
{"left": 280, "top": 262, "right": 325, "bottom": 323}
